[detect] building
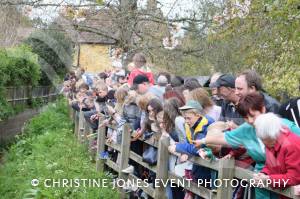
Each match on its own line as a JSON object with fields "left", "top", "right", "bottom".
{"left": 58, "top": 8, "right": 118, "bottom": 73}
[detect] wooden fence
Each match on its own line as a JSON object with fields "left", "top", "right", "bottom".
{"left": 70, "top": 108, "right": 299, "bottom": 199}
{"left": 5, "top": 86, "right": 59, "bottom": 105}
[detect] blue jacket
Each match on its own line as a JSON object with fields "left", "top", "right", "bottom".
{"left": 175, "top": 115, "right": 214, "bottom": 155}
{"left": 175, "top": 115, "right": 215, "bottom": 184}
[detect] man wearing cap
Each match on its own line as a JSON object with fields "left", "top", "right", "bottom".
{"left": 168, "top": 100, "right": 214, "bottom": 191}
{"left": 213, "top": 74, "right": 244, "bottom": 126}
{"left": 131, "top": 74, "right": 163, "bottom": 100}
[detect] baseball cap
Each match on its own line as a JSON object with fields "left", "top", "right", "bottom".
{"left": 179, "top": 100, "right": 203, "bottom": 111}
{"left": 211, "top": 74, "right": 235, "bottom": 88}
{"left": 131, "top": 74, "right": 150, "bottom": 90}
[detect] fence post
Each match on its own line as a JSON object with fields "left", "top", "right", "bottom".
{"left": 74, "top": 111, "right": 79, "bottom": 137}
{"left": 154, "top": 135, "right": 170, "bottom": 199}
{"left": 78, "top": 111, "right": 85, "bottom": 142}
{"left": 96, "top": 118, "right": 106, "bottom": 172}
{"left": 86, "top": 126, "right": 93, "bottom": 149}
{"left": 216, "top": 158, "right": 235, "bottom": 199}
{"left": 13, "top": 87, "right": 17, "bottom": 106}
{"left": 83, "top": 120, "right": 90, "bottom": 144}
{"left": 68, "top": 105, "right": 74, "bottom": 120}
{"left": 118, "top": 123, "right": 131, "bottom": 174}
{"left": 118, "top": 124, "right": 131, "bottom": 199}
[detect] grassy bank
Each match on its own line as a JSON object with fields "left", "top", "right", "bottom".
{"left": 0, "top": 98, "right": 119, "bottom": 199}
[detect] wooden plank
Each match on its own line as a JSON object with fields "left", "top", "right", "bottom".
{"left": 87, "top": 128, "right": 96, "bottom": 157}
{"left": 118, "top": 124, "right": 131, "bottom": 173}
{"left": 96, "top": 119, "right": 107, "bottom": 172}
{"left": 83, "top": 121, "right": 90, "bottom": 142}
{"left": 168, "top": 172, "right": 216, "bottom": 199}
{"left": 129, "top": 151, "right": 157, "bottom": 173}
{"left": 189, "top": 156, "right": 219, "bottom": 171}
{"left": 105, "top": 159, "right": 120, "bottom": 172}
{"left": 77, "top": 111, "right": 85, "bottom": 142}
{"left": 154, "top": 136, "right": 169, "bottom": 199}
{"left": 118, "top": 124, "right": 132, "bottom": 199}
{"left": 138, "top": 136, "right": 158, "bottom": 148}
{"left": 216, "top": 158, "right": 235, "bottom": 199}
{"left": 13, "top": 87, "right": 17, "bottom": 106}
{"left": 128, "top": 173, "right": 155, "bottom": 198}
{"left": 74, "top": 111, "right": 79, "bottom": 137}
{"left": 105, "top": 141, "right": 121, "bottom": 152}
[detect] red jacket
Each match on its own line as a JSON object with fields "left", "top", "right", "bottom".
{"left": 261, "top": 129, "right": 300, "bottom": 198}
{"left": 127, "top": 68, "right": 154, "bottom": 86}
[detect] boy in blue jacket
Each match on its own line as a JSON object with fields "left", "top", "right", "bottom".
{"left": 169, "top": 100, "right": 214, "bottom": 190}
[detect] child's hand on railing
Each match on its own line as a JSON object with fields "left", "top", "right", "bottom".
{"left": 179, "top": 154, "right": 188, "bottom": 163}
{"left": 191, "top": 139, "right": 205, "bottom": 148}
{"left": 198, "top": 149, "right": 209, "bottom": 160}
{"left": 223, "top": 153, "right": 232, "bottom": 159}
{"left": 90, "top": 114, "right": 99, "bottom": 121}
{"left": 168, "top": 145, "right": 176, "bottom": 154}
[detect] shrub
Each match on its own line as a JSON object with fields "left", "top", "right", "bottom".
{"left": 0, "top": 45, "right": 41, "bottom": 120}
{"left": 0, "top": 99, "right": 119, "bottom": 199}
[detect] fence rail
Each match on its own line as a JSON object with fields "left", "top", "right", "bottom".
{"left": 70, "top": 108, "right": 299, "bottom": 199}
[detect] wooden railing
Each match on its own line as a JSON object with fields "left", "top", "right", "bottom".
{"left": 5, "top": 86, "right": 59, "bottom": 105}
{"left": 70, "top": 108, "right": 299, "bottom": 199}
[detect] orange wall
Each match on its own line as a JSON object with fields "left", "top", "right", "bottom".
{"left": 76, "top": 44, "right": 113, "bottom": 73}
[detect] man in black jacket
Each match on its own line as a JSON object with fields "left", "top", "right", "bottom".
{"left": 235, "top": 69, "right": 280, "bottom": 113}
{"left": 279, "top": 96, "right": 300, "bottom": 127}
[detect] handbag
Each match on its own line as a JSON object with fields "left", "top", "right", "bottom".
{"left": 142, "top": 145, "right": 157, "bottom": 166}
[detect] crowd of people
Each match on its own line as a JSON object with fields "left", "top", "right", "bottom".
{"left": 62, "top": 52, "right": 300, "bottom": 199}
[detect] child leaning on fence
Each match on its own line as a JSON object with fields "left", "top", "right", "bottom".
{"left": 168, "top": 100, "right": 215, "bottom": 199}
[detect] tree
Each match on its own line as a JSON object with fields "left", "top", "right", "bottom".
{"left": 0, "top": 2, "right": 32, "bottom": 47}
{"left": 0, "top": 44, "right": 41, "bottom": 120}
{"left": 25, "top": 23, "right": 74, "bottom": 85}
{"left": 207, "top": 0, "right": 300, "bottom": 100}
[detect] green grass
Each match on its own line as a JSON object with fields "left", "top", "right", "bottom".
{"left": 0, "top": 98, "right": 119, "bottom": 199}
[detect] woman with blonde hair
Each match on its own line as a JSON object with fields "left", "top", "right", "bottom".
{"left": 187, "top": 87, "right": 221, "bottom": 121}
{"left": 114, "top": 87, "right": 129, "bottom": 115}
